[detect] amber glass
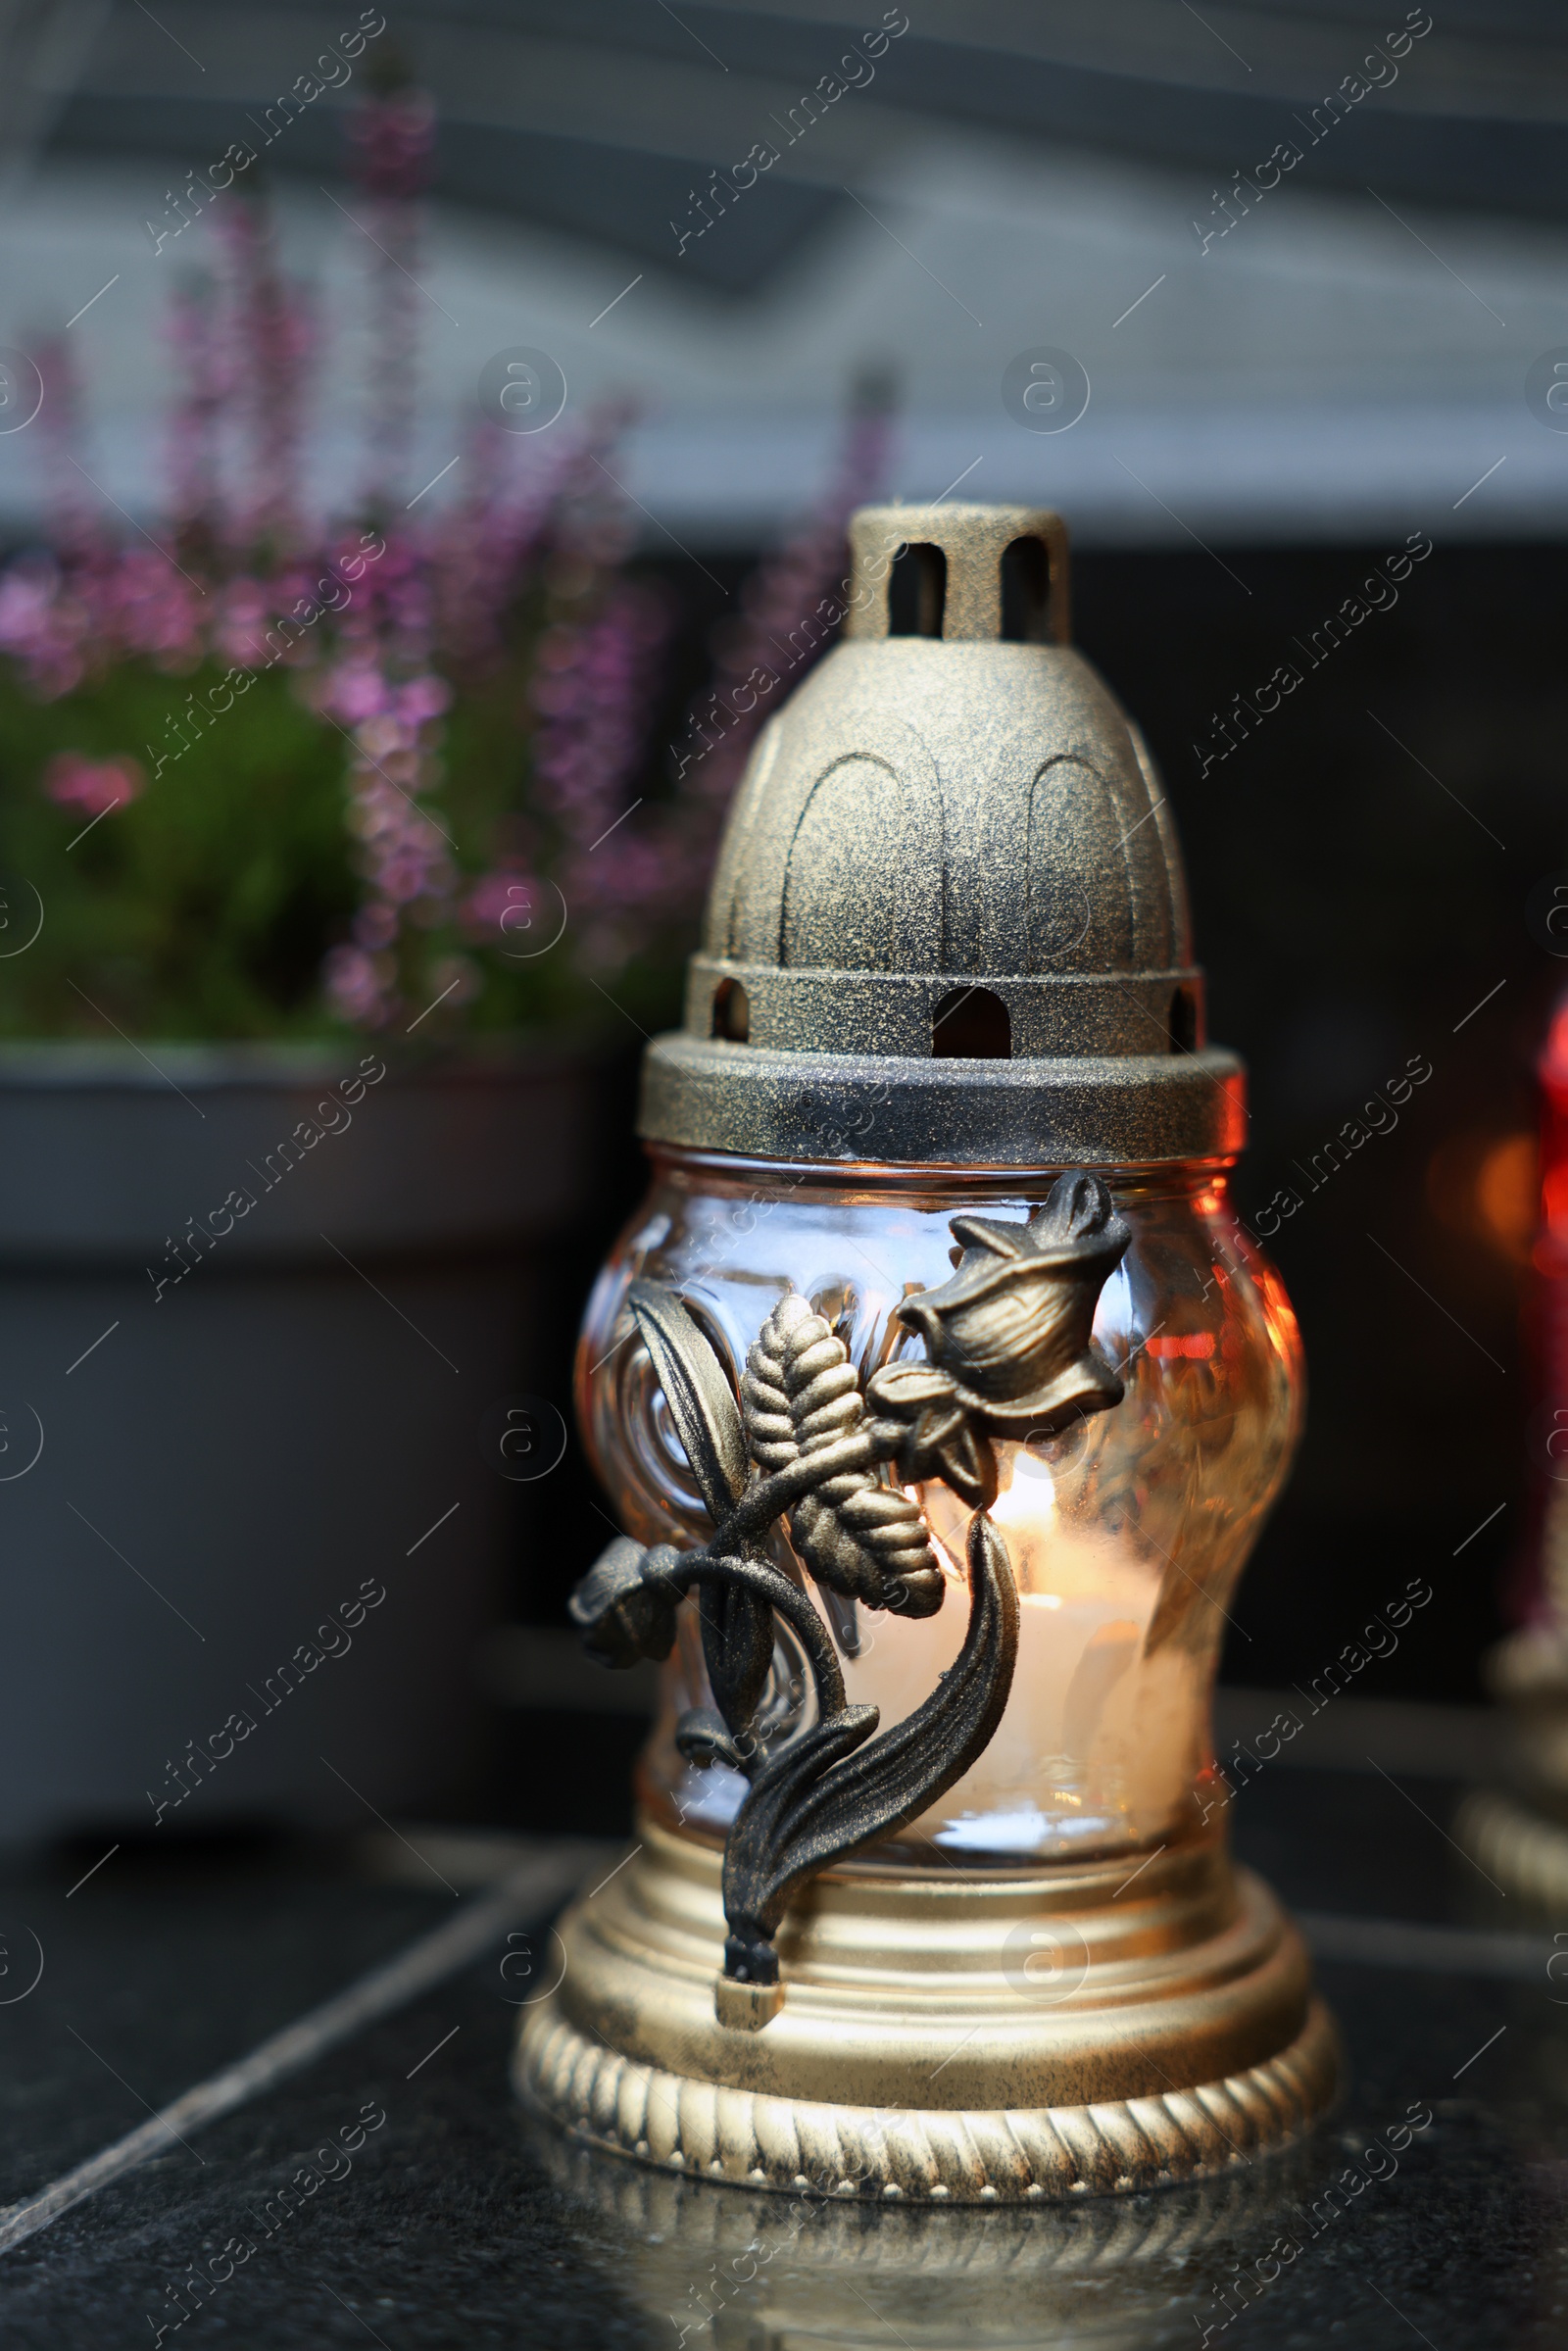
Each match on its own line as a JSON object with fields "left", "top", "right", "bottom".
{"left": 576, "top": 1150, "right": 1303, "bottom": 1867}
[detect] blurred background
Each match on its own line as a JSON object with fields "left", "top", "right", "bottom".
{"left": 1, "top": 0, "right": 1567, "bottom": 1847}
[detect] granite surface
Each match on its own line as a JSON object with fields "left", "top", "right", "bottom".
{"left": 0, "top": 1758, "right": 1561, "bottom": 2349}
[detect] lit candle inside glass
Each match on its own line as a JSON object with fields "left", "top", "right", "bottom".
{"left": 583, "top": 1157, "right": 1302, "bottom": 1868}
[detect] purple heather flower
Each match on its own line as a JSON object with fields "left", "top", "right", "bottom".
{"left": 42, "top": 753, "right": 145, "bottom": 817}
{"left": 318, "top": 659, "right": 389, "bottom": 723}
{"left": 394, "top": 673, "right": 450, "bottom": 726}
{"left": 461, "top": 865, "right": 536, "bottom": 945}
{"left": 0, "top": 559, "right": 88, "bottom": 700}
{"left": 213, "top": 576, "right": 272, "bottom": 667}
{"left": 531, "top": 582, "right": 669, "bottom": 860}
{"left": 349, "top": 88, "right": 435, "bottom": 201}
{"left": 0, "top": 103, "right": 900, "bottom": 1050}
{"left": 210, "top": 196, "right": 316, "bottom": 556}
{"left": 323, "top": 942, "right": 393, "bottom": 1027}
{"left": 349, "top": 87, "right": 435, "bottom": 511}
{"left": 164, "top": 277, "right": 224, "bottom": 541}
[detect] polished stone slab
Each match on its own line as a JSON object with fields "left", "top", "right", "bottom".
{"left": 0, "top": 1752, "right": 1559, "bottom": 2348}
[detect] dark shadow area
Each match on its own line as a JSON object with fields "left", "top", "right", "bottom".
{"left": 932, "top": 985, "right": 1012, "bottom": 1058}
{"left": 1069, "top": 537, "right": 1563, "bottom": 1702}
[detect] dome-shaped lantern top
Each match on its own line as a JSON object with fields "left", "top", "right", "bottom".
{"left": 641, "top": 502, "right": 1246, "bottom": 1166}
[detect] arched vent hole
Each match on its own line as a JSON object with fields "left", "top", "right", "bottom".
{"left": 932, "top": 986, "right": 1011, "bottom": 1059}
{"left": 1168, "top": 984, "right": 1199, "bottom": 1054}
{"left": 711, "top": 978, "right": 750, "bottom": 1042}
{"left": 1000, "top": 535, "right": 1053, "bottom": 644}
{"left": 887, "top": 542, "right": 947, "bottom": 638}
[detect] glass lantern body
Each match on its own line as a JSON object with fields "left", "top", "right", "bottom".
{"left": 577, "top": 1147, "right": 1302, "bottom": 1869}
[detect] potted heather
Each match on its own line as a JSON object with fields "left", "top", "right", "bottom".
{"left": 0, "top": 89, "right": 892, "bottom": 1841}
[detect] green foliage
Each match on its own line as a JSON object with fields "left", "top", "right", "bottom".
{"left": 0, "top": 660, "right": 355, "bottom": 1039}
{"left": 0, "top": 635, "right": 690, "bottom": 1044}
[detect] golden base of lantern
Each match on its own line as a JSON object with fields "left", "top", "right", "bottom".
{"left": 515, "top": 1816, "right": 1339, "bottom": 2203}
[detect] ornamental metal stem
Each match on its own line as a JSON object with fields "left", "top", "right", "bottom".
{"left": 568, "top": 1170, "right": 1132, "bottom": 1990}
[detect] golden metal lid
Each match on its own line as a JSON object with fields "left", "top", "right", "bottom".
{"left": 640, "top": 502, "right": 1246, "bottom": 1166}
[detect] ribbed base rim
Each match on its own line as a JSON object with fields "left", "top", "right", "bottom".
{"left": 514, "top": 1993, "right": 1339, "bottom": 2205}
{"left": 1455, "top": 1786, "right": 1568, "bottom": 1908}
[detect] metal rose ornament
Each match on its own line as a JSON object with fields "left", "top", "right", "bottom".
{"left": 518, "top": 503, "right": 1337, "bottom": 2202}
{"left": 865, "top": 1172, "right": 1132, "bottom": 1509}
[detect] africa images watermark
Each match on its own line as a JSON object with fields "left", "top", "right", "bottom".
{"left": 145, "top": 1579, "right": 387, "bottom": 1826}
{"left": 1192, "top": 531, "right": 1434, "bottom": 780}
{"left": 669, "top": 9, "right": 910, "bottom": 259}
{"left": 1195, "top": 2099, "right": 1435, "bottom": 2341}
{"left": 143, "top": 10, "right": 389, "bottom": 256}
{"left": 1191, "top": 9, "right": 1434, "bottom": 255}
{"left": 1246, "top": 1050, "right": 1434, "bottom": 1242}
{"left": 668, "top": 515, "right": 908, "bottom": 782}
{"left": 146, "top": 1051, "right": 387, "bottom": 1303}
{"left": 142, "top": 532, "right": 386, "bottom": 781}
{"left": 143, "top": 2100, "right": 388, "bottom": 2342}
{"left": 1196, "top": 1574, "right": 1435, "bottom": 1826}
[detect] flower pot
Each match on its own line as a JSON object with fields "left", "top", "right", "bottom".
{"left": 0, "top": 1038, "right": 596, "bottom": 1844}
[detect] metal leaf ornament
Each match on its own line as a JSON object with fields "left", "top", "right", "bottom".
{"left": 743, "top": 1294, "right": 944, "bottom": 1619}
{"left": 862, "top": 1360, "right": 999, "bottom": 1509}
{"left": 567, "top": 1536, "right": 684, "bottom": 1670}
{"left": 720, "top": 1509, "right": 1019, "bottom": 1984}
{"left": 625, "top": 1279, "right": 772, "bottom": 1738}
{"left": 567, "top": 1170, "right": 1133, "bottom": 1996}
{"left": 625, "top": 1278, "right": 747, "bottom": 1519}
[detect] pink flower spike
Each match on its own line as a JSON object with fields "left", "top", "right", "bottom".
{"left": 323, "top": 941, "right": 394, "bottom": 1028}
{"left": 323, "top": 663, "right": 390, "bottom": 724}
{"left": 394, "top": 673, "right": 451, "bottom": 726}
{"left": 41, "top": 753, "right": 145, "bottom": 818}
{"left": 462, "top": 866, "right": 536, "bottom": 941}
